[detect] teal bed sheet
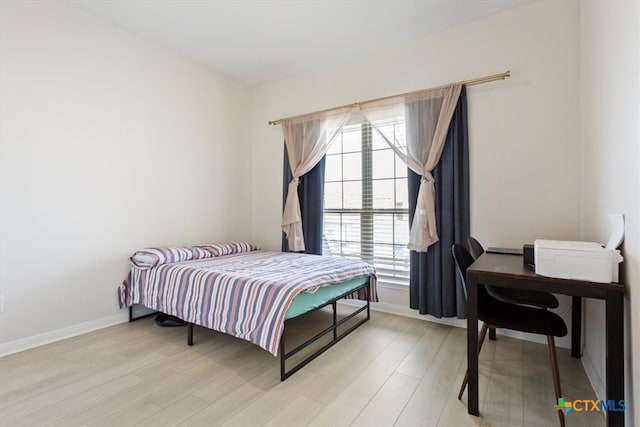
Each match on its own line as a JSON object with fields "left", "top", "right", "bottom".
{"left": 285, "top": 275, "right": 370, "bottom": 320}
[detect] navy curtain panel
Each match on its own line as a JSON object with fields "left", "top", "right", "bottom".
{"left": 282, "top": 146, "right": 326, "bottom": 255}
{"left": 408, "top": 87, "right": 470, "bottom": 318}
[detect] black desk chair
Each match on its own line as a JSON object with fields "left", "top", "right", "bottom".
{"left": 453, "top": 244, "right": 568, "bottom": 427}
{"left": 468, "top": 237, "right": 559, "bottom": 341}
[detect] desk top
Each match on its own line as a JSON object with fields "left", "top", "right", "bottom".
{"left": 468, "top": 253, "right": 624, "bottom": 293}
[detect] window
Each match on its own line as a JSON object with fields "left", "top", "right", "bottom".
{"left": 323, "top": 119, "right": 410, "bottom": 287}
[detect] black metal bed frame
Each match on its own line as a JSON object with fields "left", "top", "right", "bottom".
{"left": 128, "top": 306, "right": 158, "bottom": 322}
{"left": 186, "top": 281, "right": 371, "bottom": 381}
{"left": 279, "top": 282, "right": 370, "bottom": 381}
{"left": 128, "top": 281, "right": 371, "bottom": 381}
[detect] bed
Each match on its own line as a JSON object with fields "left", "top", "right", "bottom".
{"left": 118, "top": 243, "right": 377, "bottom": 380}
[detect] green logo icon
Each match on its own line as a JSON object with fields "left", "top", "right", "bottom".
{"left": 554, "top": 398, "right": 572, "bottom": 415}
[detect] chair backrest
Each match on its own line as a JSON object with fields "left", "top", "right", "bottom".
{"left": 452, "top": 243, "right": 475, "bottom": 299}
{"left": 466, "top": 237, "right": 512, "bottom": 304}
{"left": 468, "top": 237, "right": 485, "bottom": 260}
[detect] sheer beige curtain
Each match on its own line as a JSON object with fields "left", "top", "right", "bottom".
{"left": 281, "top": 107, "right": 353, "bottom": 252}
{"left": 359, "top": 83, "right": 462, "bottom": 252}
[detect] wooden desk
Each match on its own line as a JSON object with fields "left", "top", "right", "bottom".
{"left": 466, "top": 253, "right": 625, "bottom": 427}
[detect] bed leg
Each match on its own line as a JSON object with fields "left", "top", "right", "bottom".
{"left": 280, "top": 332, "right": 286, "bottom": 381}
{"left": 128, "top": 305, "right": 159, "bottom": 322}
{"left": 188, "top": 323, "right": 194, "bottom": 346}
{"left": 332, "top": 301, "right": 337, "bottom": 341}
{"left": 366, "top": 286, "right": 370, "bottom": 320}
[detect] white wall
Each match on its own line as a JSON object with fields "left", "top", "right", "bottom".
{"left": 580, "top": 2, "right": 640, "bottom": 425}
{"left": 249, "top": 0, "right": 581, "bottom": 344}
{"left": 0, "top": 1, "right": 251, "bottom": 352}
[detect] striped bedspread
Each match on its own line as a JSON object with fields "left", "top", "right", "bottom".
{"left": 118, "top": 251, "right": 376, "bottom": 355}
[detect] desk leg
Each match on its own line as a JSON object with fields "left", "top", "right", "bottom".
{"left": 606, "top": 291, "right": 624, "bottom": 427}
{"left": 571, "top": 296, "right": 582, "bottom": 358}
{"left": 467, "top": 275, "right": 479, "bottom": 416}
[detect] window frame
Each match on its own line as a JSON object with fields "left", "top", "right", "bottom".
{"left": 323, "top": 121, "right": 410, "bottom": 287}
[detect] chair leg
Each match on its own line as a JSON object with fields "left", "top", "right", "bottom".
{"left": 489, "top": 327, "right": 497, "bottom": 341}
{"left": 547, "top": 336, "right": 565, "bottom": 427}
{"left": 458, "top": 323, "right": 490, "bottom": 400}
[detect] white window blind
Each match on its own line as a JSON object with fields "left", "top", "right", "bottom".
{"left": 322, "top": 117, "right": 410, "bottom": 287}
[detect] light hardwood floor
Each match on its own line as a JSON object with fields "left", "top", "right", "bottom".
{"left": 0, "top": 307, "right": 604, "bottom": 426}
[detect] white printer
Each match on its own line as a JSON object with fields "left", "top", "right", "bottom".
{"left": 534, "top": 213, "right": 625, "bottom": 284}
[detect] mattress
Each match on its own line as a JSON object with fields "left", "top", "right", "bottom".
{"left": 284, "top": 275, "right": 370, "bottom": 320}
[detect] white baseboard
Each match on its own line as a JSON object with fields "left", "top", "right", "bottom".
{"left": 371, "top": 301, "right": 466, "bottom": 326}
{"left": 581, "top": 349, "right": 605, "bottom": 402}
{"left": 365, "top": 301, "right": 572, "bottom": 349}
{"left": 0, "top": 312, "right": 129, "bottom": 357}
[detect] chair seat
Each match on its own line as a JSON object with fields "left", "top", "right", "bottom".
{"left": 486, "top": 286, "right": 560, "bottom": 309}
{"left": 480, "top": 295, "right": 568, "bottom": 338}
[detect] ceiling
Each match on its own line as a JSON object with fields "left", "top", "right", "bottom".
{"left": 68, "top": 0, "right": 530, "bottom": 87}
